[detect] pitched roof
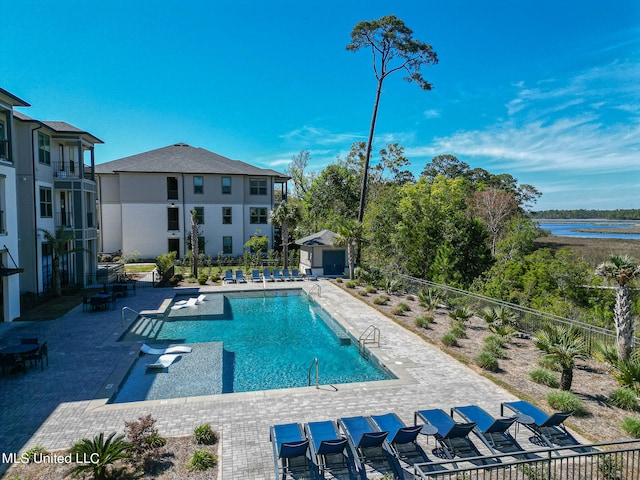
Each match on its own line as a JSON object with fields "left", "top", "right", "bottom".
{"left": 295, "top": 229, "right": 338, "bottom": 246}
{"left": 0, "top": 87, "right": 30, "bottom": 107}
{"left": 14, "top": 111, "right": 103, "bottom": 144}
{"left": 95, "top": 143, "right": 288, "bottom": 179}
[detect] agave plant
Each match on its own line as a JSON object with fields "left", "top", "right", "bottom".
{"left": 418, "top": 288, "right": 443, "bottom": 311}
{"left": 67, "top": 432, "right": 131, "bottom": 480}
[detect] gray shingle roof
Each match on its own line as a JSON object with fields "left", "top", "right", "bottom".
{"left": 0, "top": 87, "right": 30, "bottom": 107}
{"left": 295, "top": 229, "right": 338, "bottom": 246}
{"left": 14, "top": 111, "right": 103, "bottom": 144}
{"left": 95, "top": 143, "right": 288, "bottom": 179}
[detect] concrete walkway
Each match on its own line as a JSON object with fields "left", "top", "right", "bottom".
{"left": 0, "top": 280, "right": 523, "bottom": 479}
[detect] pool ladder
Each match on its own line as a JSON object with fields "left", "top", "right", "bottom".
{"left": 121, "top": 306, "right": 159, "bottom": 335}
{"left": 308, "top": 357, "right": 319, "bottom": 388}
{"left": 358, "top": 325, "right": 380, "bottom": 359}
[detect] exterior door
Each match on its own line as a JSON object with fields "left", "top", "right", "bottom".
{"left": 322, "top": 250, "right": 345, "bottom": 276}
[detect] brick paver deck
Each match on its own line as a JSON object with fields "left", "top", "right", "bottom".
{"left": 0, "top": 280, "right": 523, "bottom": 479}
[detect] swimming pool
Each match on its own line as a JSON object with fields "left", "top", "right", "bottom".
{"left": 112, "top": 290, "right": 393, "bottom": 403}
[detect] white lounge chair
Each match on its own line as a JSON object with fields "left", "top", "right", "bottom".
{"left": 196, "top": 294, "right": 207, "bottom": 304}
{"left": 140, "top": 343, "right": 193, "bottom": 355}
{"left": 145, "top": 354, "right": 181, "bottom": 369}
{"left": 171, "top": 297, "right": 198, "bottom": 310}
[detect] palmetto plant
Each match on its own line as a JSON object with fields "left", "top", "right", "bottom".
{"left": 334, "top": 219, "right": 364, "bottom": 280}
{"left": 535, "top": 325, "right": 588, "bottom": 391}
{"left": 39, "top": 226, "right": 87, "bottom": 297}
{"left": 595, "top": 254, "right": 640, "bottom": 362}
{"left": 418, "top": 287, "right": 443, "bottom": 311}
{"left": 67, "top": 432, "right": 131, "bottom": 480}
{"left": 479, "top": 306, "right": 518, "bottom": 338}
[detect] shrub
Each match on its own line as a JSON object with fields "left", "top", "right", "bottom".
{"left": 442, "top": 333, "right": 459, "bottom": 347}
{"left": 124, "top": 414, "right": 166, "bottom": 470}
{"left": 156, "top": 251, "right": 177, "bottom": 277}
{"left": 609, "top": 387, "right": 639, "bottom": 411}
{"left": 345, "top": 280, "right": 358, "bottom": 289}
{"left": 621, "top": 417, "right": 640, "bottom": 438}
{"left": 448, "top": 306, "right": 473, "bottom": 323}
{"left": 22, "top": 445, "right": 48, "bottom": 462}
{"left": 475, "top": 350, "right": 499, "bottom": 372}
{"left": 365, "top": 285, "right": 377, "bottom": 294}
{"left": 484, "top": 335, "right": 506, "bottom": 349}
{"left": 612, "top": 357, "right": 640, "bottom": 393}
{"left": 415, "top": 315, "right": 433, "bottom": 329}
{"left": 185, "top": 449, "right": 217, "bottom": 472}
{"left": 358, "top": 290, "right": 368, "bottom": 297}
{"left": 194, "top": 423, "right": 217, "bottom": 445}
{"left": 405, "top": 294, "right": 415, "bottom": 301}
{"left": 483, "top": 341, "right": 506, "bottom": 359}
{"left": 394, "top": 302, "right": 411, "bottom": 313}
{"left": 529, "top": 369, "right": 560, "bottom": 388}
{"left": 450, "top": 323, "right": 467, "bottom": 339}
{"left": 547, "top": 391, "right": 588, "bottom": 416}
{"left": 198, "top": 274, "right": 209, "bottom": 285}
{"left": 373, "top": 296, "right": 389, "bottom": 305}
{"left": 336, "top": 277, "right": 343, "bottom": 283}
{"left": 67, "top": 432, "right": 131, "bottom": 480}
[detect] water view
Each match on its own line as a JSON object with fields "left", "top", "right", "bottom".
{"left": 537, "top": 220, "right": 640, "bottom": 240}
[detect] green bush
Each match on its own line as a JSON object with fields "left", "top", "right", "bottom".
{"left": 22, "top": 445, "right": 48, "bottom": 463}
{"left": 67, "top": 432, "right": 131, "bottom": 480}
{"left": 547, "top": 391, "right": 588, "bottom": 416}
{"left": 441, "top": 332, "right": 459, "bottom": 347}
{"left": 336, "top": 277, "right": 343, "bottom": 283}
{"left": 475, "top": 350, "right": 499, "bottom": 372}
{"left": 484, "top": 335, "right": 506, "bottom": 349}
{"left": 373, "top": 296, "right": 389, "bottom": 305}
{"left": 193, "top": 423, "right": 217, "bottom": 445}
{"left": 358, "top": 290, "right": 368, "bottom": 296}
{"left": 529, "top": 369, "right": 560, "bottom": 388}
{"left": 609, "top": 387, "right": 639, "bottom": 411}
{"left": 198, "top": 274, "right": 209, "bottom": 285}
{"left": 185, "top": 449, "right": 217, "bottom": 472}
{"left": 156, "top": 251, "right": 177, "bottom": 277}
{"left": 415, "top": 315, "right": 433, "bottom": 329}
{"left": 613, "top": 357, "right": 640, "bottom": 393}
{"left": 621, "top": 417, "right": 640, "bottom": 438}
{"left": 450, "top": 323, "right": 467, "bottom": 339}
{"left": 483, "top": 341, "right": 506, "bottom": 359}
{"left": 345, "top": 280, "right": 358, "bottom": 289}
{"left": 395, "top": 302, "right": 411, "bottom": 313}
{"left": 365, "top": 285, "right": 377, "bottom": 294}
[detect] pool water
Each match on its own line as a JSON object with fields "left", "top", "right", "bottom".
{"left": 112, "top": 290, "right": 392, "bottom": 403}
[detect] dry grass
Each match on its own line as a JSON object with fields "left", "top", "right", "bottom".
{"left": 340, "top": 281, "right": 639, "bottom": 444}
{"left": 3, "top": 436, "right": 219, "bottom": 480}
{"left": 535, "top": 235, "right": 640, "bottom": 267}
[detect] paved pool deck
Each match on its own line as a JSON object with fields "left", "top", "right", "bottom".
{"left": 0, "top": 280, "right": 530, "bottom": 479}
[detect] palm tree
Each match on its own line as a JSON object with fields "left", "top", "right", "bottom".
{"left": 190, "top": 210, "right": 199, "bottom": 278}
{"left": 595, "top": 255, "right": 640, "bottom": 362}
{"left": 269, "top": 201, "right": 300, "bottom": 270}
{"left": 535, "top": 324, "right": 588, "bottom": 391}
{"left": 67, "top": 432, "right": 131, "bottom": 480}
{"left": 334, "top": 219, "right": 364, "bottom": 280}
{"left": 39, "top": 226, "right": 83, "bottom": 297}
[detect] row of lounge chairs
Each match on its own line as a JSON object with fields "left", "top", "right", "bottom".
{"left": 270, "top": 400, "right": 590, "bottom": 479}
{"left": 140, "top": 343, "right": 193, "bottom": 369}
{"left": 224, "top": 268, "right": 318, "bottom": 284}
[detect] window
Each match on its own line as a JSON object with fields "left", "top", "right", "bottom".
{"left": 168, "top": 238, "right": 180, "bottom": 257}
{"left": 222, "top": 236, "right": 233, "bottom": 255}
{"left": 69, "top": 147, "right": 75, "bottom": 174}
{"left": 250, "top": 207, "right": 267, "bottom": 224}
{"left": 167, "top": 177, "right": 178, "bottom": 200}
{"left": 250, "top": 178, "right": 267, "bottom": 195}
{"left": 193, "top": 207, "right": 204, "bottom": 224}
{"left": 167, "top": 207, "right": 179, "bottom": 230}
{"left": 39, "top": 187, "right": 53, "bottom": 217}
{"left": 222, "top": 207, "right": 232, "bottom": 224}
{"left": 193, "top": 176, "right": 203, "bottom": 194}
{"left": 38, "top": 132, "right": 51, "bottom": 165}
{"left": 221, "top": 176, "right": 231, "bottom": 194}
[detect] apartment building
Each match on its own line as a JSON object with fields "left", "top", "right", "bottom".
{"left": 95, "top": 143, "right": 288, "bottom": 260}
{"left": 14, "top": 111, "right": 103, "bottom": 294}
{"left": 0, "top": 88, "right": 29, "bottom": 321}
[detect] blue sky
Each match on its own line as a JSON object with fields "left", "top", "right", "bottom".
{"left": 2, "top": 0, "right": 638, "bottom": 211}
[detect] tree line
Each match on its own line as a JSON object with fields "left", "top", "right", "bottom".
{"left": 530, "top": 209, "right": 640, "bottom": 220}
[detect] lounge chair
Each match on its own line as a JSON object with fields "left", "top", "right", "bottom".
{"left": 369, "top": 413, "right": 425, "bottom": 460}
{"left": 170, "top": 297, "right": 198, "bottom": 310}
{"left": 273, "top": 269, "right": 284, "bottom": 281}
{"left": 414, "top": 408, "right": 495, "bottom": 465}
{"left": 291, "top": 269, "right": 303, "bottom": 281}
{"left": 304, "top": 420, "right": 357, "bottom": 479}
{"left": 235, "top": 270, "right": 247, "bottom": 283}
{"left": 196, "top": 294, "right": 207, "bottom": 304}
{"left": 251, "top": 269, "right": 262, "bottom": 282}
{"left": 305, "top": 268, "right": 318, "bottom": 281}
{"left": 263, "top": 269, "right": 274, "bottom": 282}
{"left": 223, "top": 269, "right": 235, "bottom": 284}
{"left": 452, "top": 405, "right": 538, "bottom": 459}
{"left": 282, "top": 269, "right": 293, "bottom": 281}
{"left": 145, "top": 353, "right": 180, "bottom": 369}
{"left": 500, "top": 400, "right": 590, "bottom": 451}
{"left": 338, "top": 415, "right": 402, "bottom": 480}
{"left": 140, "top": 343, "right": 193, "bottom": 355}
{"left": 270, "top": 423, "right": 315, "bottom": 480}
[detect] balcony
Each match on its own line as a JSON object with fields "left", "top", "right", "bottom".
{"left": 52, "top": 161, "right": 77, "bottom": 178}
{"left": 0, "top": 140, "right": 9, "bottom": 162}
{"left": 55, "top": 212, "right": 74, "bottom": 229}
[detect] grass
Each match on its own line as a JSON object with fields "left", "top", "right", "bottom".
{"left": 547, "top": 390, "right": 589, "bottom": 416}
{"left": 534, "top": 236, "right": 640, "bottom": 267}
{"left": 124, "top": 263, "right": 156, "bottom": 273}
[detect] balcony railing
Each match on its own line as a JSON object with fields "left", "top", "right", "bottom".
{"left": 0, "top": 140, "right": 9, "bottom": 162}
{"left": 52, "top": 161, "right": 78, "bottom": 178}
{"left": 0, "top": 209, "right": 5, "bottom": 233}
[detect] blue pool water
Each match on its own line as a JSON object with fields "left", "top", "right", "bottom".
{"left": 112, "top": 290, "right": 392, "bottom": 403}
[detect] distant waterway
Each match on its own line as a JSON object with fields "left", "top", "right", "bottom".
{"left": 537, "top": 220, "right": 640, "bottom": 240}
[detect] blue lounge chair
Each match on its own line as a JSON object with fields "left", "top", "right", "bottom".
{"left": 251, "top": 269, "right": 262, "bottom": 282}
{"left": 338, "top": 415, "right": 403, "bottom": 480}
{"left": 501, "top": 400, "right": 590, "bottom": 452}
{"left": 414, "top": 408, "right": 495, "bottom": 465}
{"left": 452, "top": 405, "right": 538, "bottom": 459}
{"left": 305, "top": 420, "right": 357, "bottom": 479}
{"left": 273, "top": 269, "right": 284, "bottom": 281}
{"left": 305, "top": 268, "right": 318, "bottom": 281}
{"left": 263, "top": 269, "right": 274, "bottom": 282}
{"left": 270, "top": 423, "right": 316, "bottom": 480}
{"left": 282, "top": 268, "right": 293, "bottom": 281}
{"left": 223, "top": 269, "right": 235, "bottom": 284}
{"left": 291, "top": 269, "right": 303, "bottom": 281}
{"left": 235, "top": 270, "right": 247, "bottom": 283}
{"left": 369, "top": 413, "right": 430, "bottom": 463}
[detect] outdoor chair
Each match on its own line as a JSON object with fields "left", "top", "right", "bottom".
{"left": 24, "top": 341, "right": 48, "bottom": 371}
{"left": 145, "top": 353, "right": 181, "bottom": 369}
{"left": 305, "top": 268, "right": 318, "bottom": 280}
{"left": 282, "top": 269, "right": 293, "bottom": 281}
{"left": 369, "top": 413, "right": 425, "bottom": 459}
{"left": 235, "top": 270, "right": 247, "bottom": 283}
{"left": 262, "top": 270, "right": 274, "bottom": 282}
{"left": 304, "top": 420, "right": 357, "bottom": 479}
{"left": 251, "top": 269, "right": 261, "bottom": 282}
{"left": 223, "top": 270, "right": 235, "bottom": 284}
{"left": 272, "top": 269, "right": 284, "bottom": 281}
{"left": 500, "top": 400, "right": 590, "bottom": 452}
{"left": 140, "top": 343, "right": 192, "bottom": 355}
{"left": 291, "top": 269, "right": 303, "bottom": 281}
{"left": 270, "top": 423, "right": 315, "bottom": 480}
{"left": 452, "top": 405, "right": 538, "bottom": 459}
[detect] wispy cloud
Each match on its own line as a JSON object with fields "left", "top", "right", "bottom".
{"left": 279, "top": 125, "right": 366, "bottom": 146}
{"left": 423, "top": 109, "right": 440, "bottom": 119}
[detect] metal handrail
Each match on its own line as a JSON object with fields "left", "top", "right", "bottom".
{"left": 358, "top": 325, "right": 380, "bottom": 356}
{"left": 121, "top": 306, "right": 157, "bottom": 334}
{"left": 307, "top": 357, "right": 319, "bottom": 388}
{"left": 309, "top": 284, "right": 321, "bottom": 297}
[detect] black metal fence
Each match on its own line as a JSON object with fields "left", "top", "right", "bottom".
{"left": 392, "top": 273, "right": 638, "bottom": 353}
{"left": 414, "top": 439, "right": 640, "bottom": 479}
